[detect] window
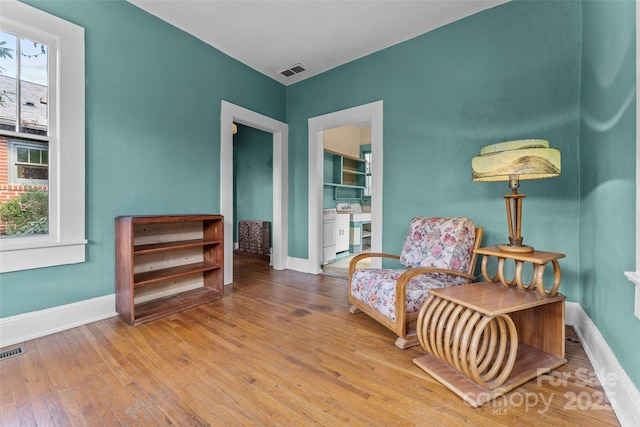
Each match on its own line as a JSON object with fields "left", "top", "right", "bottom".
{"left": 361, "top": 145, "right": 372, "bottom": 197}
{"left": 9, "top": 139, "right": 48, "bottom": 185}
{"left": 364, "top": 151, "right": 372, "bottom": 196}
{"left": 0, "top": 0, "right": 85, "bottom": 273}
{"left": 0, "top": 30, "right": 49, "bottom": 135}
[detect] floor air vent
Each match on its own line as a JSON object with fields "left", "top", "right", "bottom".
{"left": 0, "top": 346, "right": 25, "bottom": 361}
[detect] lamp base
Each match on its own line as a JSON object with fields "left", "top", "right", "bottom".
{"left": 497, "top": 243, "right": 534, "bottom": 253}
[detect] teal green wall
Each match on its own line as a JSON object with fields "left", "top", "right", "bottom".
{"left": 233, "top": 124, "right": 273, "bottom": 243}
{"left": 0, "top": 0, "right": 285, "bottom": 317}
{"left": 579, "top": 1, "right": 639, "bottom": 387}
{"left": 287, "top": 0, "right": 582, "bottom": 301}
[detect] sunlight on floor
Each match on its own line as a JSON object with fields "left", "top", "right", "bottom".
{"left": 322, "top": 251, "right": 370, "bottom": 278}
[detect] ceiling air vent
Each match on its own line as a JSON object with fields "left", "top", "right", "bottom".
{"left": 280, "top": 63, "right": 306, "bottom": 77}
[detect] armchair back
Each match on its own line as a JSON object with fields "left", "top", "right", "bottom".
{"left": 399, "top": 217, "right": 476, "bottom": 274}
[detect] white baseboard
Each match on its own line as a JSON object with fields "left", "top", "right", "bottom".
{"left": 0, "top": 294, "right": 117, "bottom": 349}
{"left": 566, "top": 301, "right": 640, "bottom": 427}
{"left": 286, "top": 256, "right": 313, "bottom": 273}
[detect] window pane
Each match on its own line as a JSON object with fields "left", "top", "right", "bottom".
{"left": 17, "top": 146, "right": 28, "bottom": 162}
{"left": 0, "top": 31, "right": 17, "bottom": 131}
{"left": 17, "top": 165, "right": 48, "bottom": 180}
{"left": 0, "top": 186, "right": 48, "bottom": 236}
{"left": 2, "top": 140, "right": 49, "bottom": 237}
{"left": 1, "top": 32, "right": 51, "bottom": 237}
{"left": 29, "top": 148, "right": 41, "bottom": 164}
{"left": 19, "top": 37, "right": 48, "bottom": 136}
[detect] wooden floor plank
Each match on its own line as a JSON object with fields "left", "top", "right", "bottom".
{"left": 18, "top": 345, "right": 58, "bottom": 426}
{"left": 149, "top": 318, "right": 309, "bottom": 425}
{"left": 1, "top": 350, "right": 38, "bottom": 426}
{"left": 0, "top": 257, "right": 622, "bottom": 426}
{"left": 160, "top": 312, "right": 357, "bottom": 425}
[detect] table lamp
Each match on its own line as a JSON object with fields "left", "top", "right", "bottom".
{"left": 471, "top": 139, "right": 560, "bottom": 253}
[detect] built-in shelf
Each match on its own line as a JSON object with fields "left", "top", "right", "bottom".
{"left": 324, "top": 149, "right": 367, "bottom": 200}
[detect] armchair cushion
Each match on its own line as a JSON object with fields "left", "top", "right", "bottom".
{"left": 399, "top": 217, "right": 476, "bottom": 275}
{"left": 350, "top": 269, "right": 459, "bottom": 322}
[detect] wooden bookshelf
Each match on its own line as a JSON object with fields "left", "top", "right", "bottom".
{"left": 115, "top": 214, "right": 224, "bottom": 326}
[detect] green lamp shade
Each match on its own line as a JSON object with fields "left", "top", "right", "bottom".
{"left": 472, "top": 139, "right": 561, "bottom": 182}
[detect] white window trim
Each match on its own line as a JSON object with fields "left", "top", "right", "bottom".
{"left": 0, "top": 0, "right": 86, "bottom": 273}
{"left": 625, "top": 4, "right": 640, "bottom": 319}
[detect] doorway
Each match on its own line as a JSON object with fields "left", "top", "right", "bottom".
{"left": 307, "top": 101, "right": 384, "bottom": 275}
{"left": 321, "top": 124, "right": 372, "bottom": 278}
{"left": 233, "top": 124, "right": 273, "bottom": 265}
{"left": 220, "top": 100, "right": 288, "bottom": 285}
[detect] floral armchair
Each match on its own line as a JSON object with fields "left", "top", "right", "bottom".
{"left": 348, "top": 217, "right": 483, "bottom": 349}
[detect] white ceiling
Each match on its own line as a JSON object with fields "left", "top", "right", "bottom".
{"left": 127, "top": 0, "right": 509, "bottom": 86}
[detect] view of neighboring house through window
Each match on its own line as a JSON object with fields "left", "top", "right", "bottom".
{"left": 0, "top": 30, "right": 49, "bottom": 236}
{"left": 11, "top": 140, "right": 48, "bottom": 184}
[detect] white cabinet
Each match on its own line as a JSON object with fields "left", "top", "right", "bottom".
{"left": 323, "top": 209, "right": 337, "bottom": 264}
{"left": 336, "top": 213, "right": 350, "bottom": 253}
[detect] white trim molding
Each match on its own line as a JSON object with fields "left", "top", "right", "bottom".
{"left": 566, "top": 302, "right": 640, "bottom": 427}
{"left": 286, "top": 256, "right": 314, "bottom": 273}
{"left": 220, "top": 100, "right": 288, "bottom": 284}
{"left": 308, "top": 100, "right": 383, "bottom": 274}
{"left": 624, "top": 272, "right": 640, "bottom": 320}
{"left": 0, "top": 294, "right": 117, "bottom": 349}
{"left": 632, "top": 0, "right": 640, "bottom": 321}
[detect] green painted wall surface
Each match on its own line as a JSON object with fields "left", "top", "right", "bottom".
{"left": 286, "top": 0, "right": 582, "bottom": 301}
{"left": 0, "top": 0, "right": 285, "bottom": 317}
{"left": 579, "top": 1, "right": 639, "bottom": 387}
{"left": 233, "top": 124, "right": 273, "bottom": 243}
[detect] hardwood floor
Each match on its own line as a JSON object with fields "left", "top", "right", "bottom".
{"left": 0, "top": 257, "right": 621, "bottom": 426}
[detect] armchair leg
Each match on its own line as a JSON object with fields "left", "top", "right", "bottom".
{"left": 349, "top": 305, "right": 363, "bottom": 314}
{"left": 395, "top": 334, "right": 420, "bottom": 350}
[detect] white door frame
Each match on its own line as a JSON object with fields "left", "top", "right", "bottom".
{"left": 221, "top": 100, "right": 288, "bottom": 284}
{"left": 308, "top": 101, "right": 384, "bottom": 274}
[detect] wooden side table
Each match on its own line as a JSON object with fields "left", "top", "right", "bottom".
{"left": 413, "top": 282, "right": 566, "bottom": 407}
{"left": 474, "top": 246, "right": 566, "bottom": 297}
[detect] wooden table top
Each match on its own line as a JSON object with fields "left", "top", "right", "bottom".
{"left": 429, "top": 282, "right": 565, "bottom": 316}
{"left": 474, "top": 246, "right": 565, "bottom": 264}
